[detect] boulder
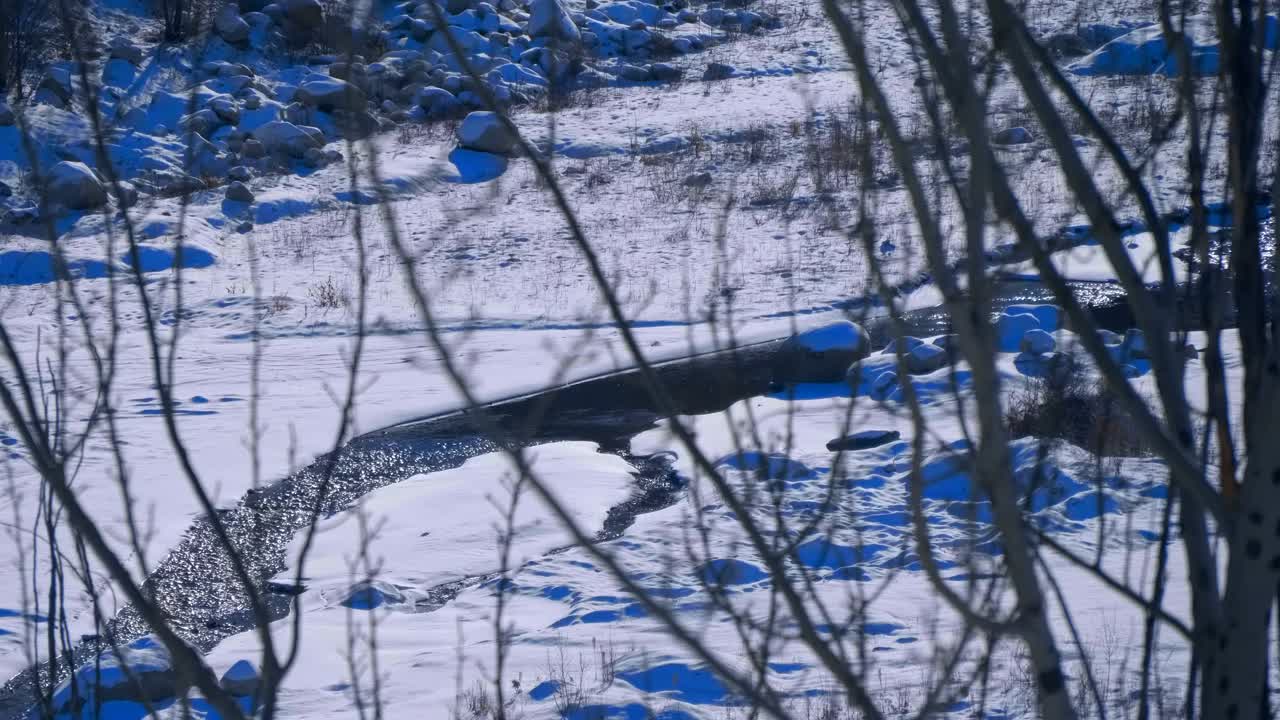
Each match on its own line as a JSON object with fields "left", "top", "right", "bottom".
{"left": 225, "top": 180, "right": 255, "bottom": 202}
{"left": 46, "top": 161, "right": 107, "bottom": 210}
{"left": 0, "top": 99, "right": 15, "bottom": 126}
{"left": 36, "top": 68, "right": 74, "bottom": 107}
{"left": 0, "top": 180, "right": 11, "bottom": 197}
{"left": 882, "top": 335, "right": 924, "bottom": 354}
{"left": 995, "top": 311, "right": 1041, "bottom": 352}
{"left": 1019, "top": 328, "right": 1056, "bottom": 355}
{"left": 416, "top": 86, "right": 460, "bottom": 117}
{"left": 826, "top": 429, "right": 901, "bottom": 452}
{"left": 650, "top": 62, "right": 683, "bottom": 81}
{"left": 214, "top": 5, "right": 252, "bottom": 45}
{"left": 777, "top": 320, "right": 871, "bottom": 383}
{"left": 281, "top": 0, "right": 324, "bottom": 29}
{"left": 220, "top": 660, "right": 260, "bottom": 698}
{"left": 456, "top": 110, "right": 516, "bottom": 154}
{"left": 994, "top": 126, "right": 1034, "bottom": 145}
{"left": 108, "top": 38, "right": 145, "bottom": 65}
{"left": 905, "top": 343, "right": 948, "bottom": 374}
{"left": 295, "top": 78, "right": 367, "bottom": 111}
{"left": 228, "top": 165, "right": 253, "bottom": 182}
{"left": 51, "top": 636, "right": 178, "bottom": 714}
{"left": 703, "top": 62, "right": 735, "bottom": 81}
{"left": 618, "top": 64, "right": 651, "bottom": 81}
{"left": 252, "top": 120, "right": 323, "bottom": 158}
{"left": 209, "top": 95, "right": 241, "bottom": 124}
{"left": 682, "top": 171, "right": 712, "bottom": 189}
{"left": 527, "top": 0, "right": 580, "bottom": 43}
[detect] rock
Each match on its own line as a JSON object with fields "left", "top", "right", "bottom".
{"left": 108, "top": 38, "right": 144, "bottom": 65}
{"left": 0, "top": 100, "right": 14, "bottom": 126}
{"left": 618, "top": 64, "right": 651, "bottom": 81}
{"left": 36, "top": 68, "right": 74, "bottom": 107}
{"left": 882, "top": 335, "right": 924, "bottom": 354}
{"left": 102, "top": 58, "right": 136, "bottom": 87}
{"left": 252, "top": 120, "right": 323, "bottom": 158}
{"left": 416, "top": 86, "right": 460, "bottom": 117}
{"left": 826, "top": 429, "right": 901, "bottom": 452}
{"left": 702, "top": 7, "right": 726, "bottom": 24}
{"left": 995, "top": 311, "right": 1041, "bottom": 352}
{"left": 342, "top": 581, "right": 405, "bottom": 609}
{"left": 1019, "top": 328, "right": 1056, "bottom": 355}
{"left": 209, "top": 95, "right": 241, "bottom": 124}
{"left": 281, "top": 0, "right": 324, "bottom": 28}
{"left": 993, "top": 126, "right": 1034, "bottom": 145}
{"left": 188, "top": 133, "right": 232, "bottom": 178}
{"left": 905, "top": 343, "right": 948, "bottom": 374}
{"left": 228, "top": 165, "right": 253, "bottom": 182}
{"left": 778, "top": 320, "right": 872, "bottom": 383}
{"left": 295, "top": 78, "right": 367, "bottom": 111}
{"left": 51, "top": 636, "right": 178, "bottom": 714}
{"left": 703, "top": 62, "right": 735, "bottom": 81}
{"left": 116, "top": 181, "right": 139, "bottom": 208}
{"left": 650, "top": 62, "right": 683, "bottom": 81}
{"left": 45, "top": 161, "right": 107, "bottom": 211}
{"left": 220, "top": 660, "right": 260, "bottom": 698}
{"left": 214, "top": 5, "right": 252, "bottom": 45}
{"left": 527, "top": 0, "right": 580, "bottom": 43}
{"left": 225, "top": 181, "right": 255, "bottom": 203}
{"left": 0, "top": 180, "right": 11, "bottom": 197}
{"left": 241, "top": 138, "right": 266, "bottom": 158}
{"left": 870, "top": 370, "right": 898, "bottom": 399}
{"left": 682, "top": 171, "right": 712, "bottom": 189}
{"left": 1121, "top": 328, "right": 1148, "bottom": 359}
{"left": 457, "top": 110, "right": 516, "bottom": 154}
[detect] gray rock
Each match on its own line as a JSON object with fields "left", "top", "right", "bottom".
{"left": 281, "top": 0, "right": 324, "bottom": 28}
{"left": 209, "top": 95, "right": 241, "bottom": 124}
{"left": 36, "top": 68, "right": 74, "bottom": 107}
{"left": 228, "top": 165, "right": 253, "bottom": 182}
{"left": 295, "top": 78, "right": 367, "bottom": 111}
{"left": 456, "top": 110, "right": 516, "bottom": 154}
{"left": 241, "top": 138, "right": 266, "bottom": 158}
{"left": 214, "top": 5, "right": 252, "bottom": 45}
{"left": 826, "top": 429, "right": 901, "bottom": 452}
{"left": 252, "top": 120, "right": 323, "bottom": 158}
{"left": 777, "top": 320, "right": 872, "bottom": 383}
{"left": 702, "top": 62, "right": 734, "bottom": 81}
{"left": 0, "top": 180, "right": 11, "bottom": 197}
{"left": 225, "top": 181, "right": 255, "bottom": 202}
{"left": 905, "top": 343, "right": 948, "bottom": 374}
{"left": 416, "top": 86, "right": 460, "bottom": 117}
{"left": 527, "top": 0, "right": 580, "bottom": 43}
{"left": 618, "top": 64, "right": 651, "bottom": 81}
{"left": 108, "top": 38, "right": 145, "bottom": 65}
{"left": 0, "top": 100, "right": 14, "bottom": 126}
{"left": 1019, "top": 328, "right": 1056, "bottom": 355}
{"left": 993, "top": 126, "right": 1034, "bottom": 145}
{"left": 51, "top": 636, "right": 178, "bottom": 714}
{"left": 649, "top": 62, "right": 683, "bottom": 81}
{"left": 682, "top": 172, "right": 711, "bottom": 189}
{"left": 46, "top": 161, "right": 107, "bottom": 211}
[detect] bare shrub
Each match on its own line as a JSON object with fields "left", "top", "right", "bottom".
{"left": 1005, "top": 373, "right": 1150, "bottom": 457}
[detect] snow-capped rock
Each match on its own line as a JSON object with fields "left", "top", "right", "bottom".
{"left": 50, "top": 636, "right": 178, "bottom": 714}
{"left": 45, "top": 161, "right": 107, "bottom": 211}
{"left": 252, "top": 120, "right": 324, "bottom": 158}
{"left": 1019, "top": 328, "right": 1056, "bottom": 355}
{"left": 225, "top": 181, "right": 255, "bottom": 203}
{"left": 994, "top": 126, "right": 1034, "bottom": 145}
{"left": 996, "top": 311, "right": 1041, "bottom": 352}
{"left": 527, "top": 0, "right": 580, "bottom": 43}
{"left": 703, "top": 62, "right": 735, "bottom": 80}
{"left": 296, "top": 78, "right": 368, "bottom": 111}
{"left": 215, "top": 5, "right": 252, "bottom": 45}
{"left": 457, "top": 110, "right": 517, "bottom": 154}
{"left": 416, "top": 86, "right": 461, "bottom": 117}
{"left": 108, "top": 38, "right": 144, "bottom": 65}
{"left": 906, "top": 343, "right": 948, "bottom": 374}
{"left": 220, "top": 660, "right": 260, "bottom": 698}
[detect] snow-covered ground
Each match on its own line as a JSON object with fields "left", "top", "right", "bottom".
{"left": 1, "top": 0, "right": 1277, "bottom": 716}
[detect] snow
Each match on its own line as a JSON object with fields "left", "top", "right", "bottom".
{"left": 283, "top": 441, "right": 639, "bottom": 600}
{"left": 0, "top": 0, "right": 1273, "bottom": 714}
